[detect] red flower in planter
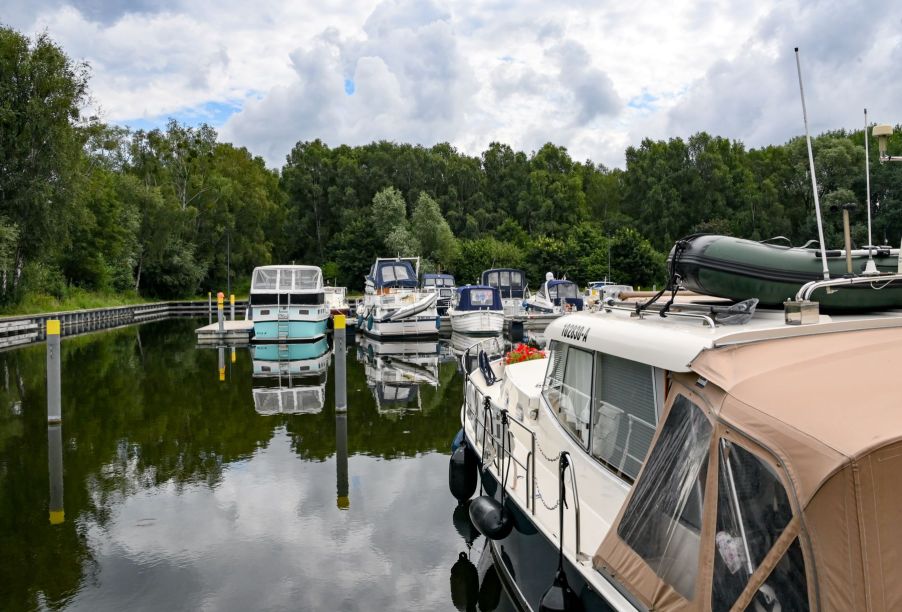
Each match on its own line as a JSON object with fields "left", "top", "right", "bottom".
{"left": 504, "top": 343, "right": 546, "bottom": 365}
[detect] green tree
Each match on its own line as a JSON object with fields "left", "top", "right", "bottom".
{"left": 410, "top": 192, "right": 459, "bottom": 271}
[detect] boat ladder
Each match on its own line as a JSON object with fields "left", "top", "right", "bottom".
{"left": 277, "top": 311, "right": 290, "bottom": 341}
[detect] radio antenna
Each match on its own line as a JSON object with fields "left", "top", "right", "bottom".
{"left": 794, "top": 47, "right": 830, "bottom": 280}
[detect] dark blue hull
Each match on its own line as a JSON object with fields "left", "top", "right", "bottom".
{"left": 476, "top": 455, "right": 617, "bottom": 612}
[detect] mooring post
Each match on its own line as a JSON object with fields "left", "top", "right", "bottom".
{"left": 336, "top": 411, "right": 349, "bottom": 509}
{"left": 230, "top": 294, "right": 235, "bottom": 321}
{"left": 231, "top": 347, "right": 236, "bottom": 364}
{"left": 334, "top": 314, "right": 347, "bottom": 412}
{"left": 48, "top": 423, "right": 64, "bottom": 524}
{"left": 217, "top": 292, "right": 224, "bottom": 334}
{"left": 46, "top": 320, "right": 61, "bottom": 423}
{"left": 208, "top": 292, "right": 212, "bottom": 325}
{"left": 218, "top": 346, "right": 225, "bottom": 382}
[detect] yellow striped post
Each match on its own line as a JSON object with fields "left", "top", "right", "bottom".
{"left": 46, "top": 320, "right": 61, "bottom": 423}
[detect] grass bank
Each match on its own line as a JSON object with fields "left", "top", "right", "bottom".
{"left": 0, "top": 289, "right": 160, "bottom": 316}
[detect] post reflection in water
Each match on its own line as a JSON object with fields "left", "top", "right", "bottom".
{"left": 0, "top": 319, "right": 518, "bottom": 612}
{"left": 47, "top": 423, "right": 64, "bottom": 525}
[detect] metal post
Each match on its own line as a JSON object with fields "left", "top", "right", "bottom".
{"left": 336, "top": 412, "right": 349, "bottom": 509}
{"left": 46, "top": 320, "right": 61, "bottom": 423}
{"left": 208, "top": 292, "right": 212, "bottom": 325}
{"left": 231, "top": 347, "right": 236, "bottom": 364}
{"left": 334, "top": 315, "right": 347, "bottom": 412}
{"left": 226, "top": 231, "right": 231, "bottom": 300}
{"left": 230, "top": 294, "right": 235, "bottom": 321}
{"left": 217, "top": 292, "right": 224, "bottom": 334}
{"left": 218, "top": 346, "right": 225, "bottom": 382}
{"left": 48, "top": 423, "right": 64, "bottom": 524}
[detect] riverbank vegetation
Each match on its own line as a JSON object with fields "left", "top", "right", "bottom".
{"left": 2, "top": 26, "right": 901, "bottom": 310}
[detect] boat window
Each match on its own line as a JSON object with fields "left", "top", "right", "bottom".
{"left": 296, "top": 268, "right": 320, "bottom": 290}
{"left": 254, "top": 269, "right": 277, "bottom": 291}
{"left": 279, "top": 269, "right": 294, "bottom": 291}
{"left": 739, "top": 538, "right": 808, "bottom": 612}
{"left": 511, "top": 271, "right": 522, "bottom": 287}
{"left": 618, "top": 395, "right": 712, "bottom": 600}
{"left": 542, "top": 342, "right": 592, "bottom": 448}
{"left": 392, "top": 265, "right": 411, "bottom": 281}
{"left": 548, "top": 284, "right": 558, "bottom": 299}
{"left": 590, "top": 353, "right": 657, "bottom": 482}
{"left": 424, "top": 278, "right": 435, "bottom": 287}
{"left": 470, "top": 289, "right": 495, "bottom": 307}
{"left": 711, "top": 440, "right": 803, "bottom": 612}
{"left": 559, "top": 283, "right": 578, "bottom": 299}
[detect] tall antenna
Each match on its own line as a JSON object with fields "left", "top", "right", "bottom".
{"left": 863, "top": 108, "right": 879, "bottom": 274}
{"left": 794, "top": 47, "right": 830, "bottom": 280}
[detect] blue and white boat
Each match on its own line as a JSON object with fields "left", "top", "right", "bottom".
{"left": 525, "top": 275, "right": 584, "bottom": 314}
{"left": 249, "top": 265, "right": 330, "bottom": 341}
{"left": 481, "top": 268, "right": 529, "bottom": 315}
{"left": 251, "top": 340, "right": 331, "bottom": 416}
{"left": 448, "top": 285, "right": 504, "bottom": 335}
{"left": 359, "top": 258, "right": 439, "bottom": 339}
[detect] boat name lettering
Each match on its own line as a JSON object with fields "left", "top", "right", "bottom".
{"left": 561, "top": 323, "right": 589, "bottom": 342}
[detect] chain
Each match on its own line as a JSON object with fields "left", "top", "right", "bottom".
{"left": 536, "top": 438, "right": 561, "bottom": 463}
{"left": 534, "top": 480, "right": 561, "bottom": 511}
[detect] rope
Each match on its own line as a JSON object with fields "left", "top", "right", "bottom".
{"left": 635, "top": 236, "right": 692, "bottom": 316}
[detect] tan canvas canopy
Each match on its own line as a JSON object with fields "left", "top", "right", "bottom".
{"left": 594, "top": 326, "right": 902, "bottom": 611}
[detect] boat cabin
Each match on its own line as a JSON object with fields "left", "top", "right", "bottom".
{"left": 453, "top": 285, "right": 503, "bottom": 312}
{"left": 366, "top": 258, "right": 419, "bottom": 291}
{"left": 537, "top": 311, "right": 902, "bottom": 611}
{"left": 250, "top": 265, "right": 325, "bottom": 306}
{"left": 481, "top": 268, "right": 527, "bottom": 300}
{"left": 538, "top": 279, "right": 584, "bottom": 310}
{"left": 422, "top": 273, "right": 455, "bottom": 289}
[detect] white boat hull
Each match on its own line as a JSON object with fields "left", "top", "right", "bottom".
{"left": 449, "top": 309, "right": 504, "bottom": 335}
{"left": 364, "top": 316, "right": 440, "bottom": 338}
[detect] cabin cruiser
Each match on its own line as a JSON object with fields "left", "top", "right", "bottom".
{"left": 323, "top": 286, "right": 350, "bottom": 317}
{"left": 525, "top": 274, "right": 584, "bottom": 314}
{"left": 251, "top": 340, "right": 330, "bottom": 416}
{"left": 584, "top": 281, "right": 633, "bottom": 310}
{"left": 422, "top": 273, "right": 456, "bottom": 315}
{"left": 360, "top": 257, "right": 439, "bottom": 339}
{"left": 450, "top": 278, "right": 902, "bottom": 611}
{"left": 249, "top": 265, "right": 330, "bottom": 341}
{"left": 356, "top": 335, "right": 439, "bottom": 414}
{"left": 448, "top": 285, "right": 504, "bottom": 335}
{"left": 481, "top": 268, "right": 529, "bottom": 316}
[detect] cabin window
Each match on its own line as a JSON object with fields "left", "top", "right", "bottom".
{"left": 590, "top": 353, "right": 657, "bottom": 482}
{"left": 542, "top": 342, "right": 592, "bottom": 448}
{"left": 278, "top": 269, "right": 294, "bottom": 291}
{"left": 470, "top": 289, "right": 495, "bottom": 307}
{"left": 424, "top": 278, "right": 435, "bottom": 287}
{"left": 711, "top": 440, "right": 806, "bottom": 612}
{"left": 559, "top": 283, "right": 578, "bottom": 299}
{"left": 296, "top": 269, "right": 319, "bottom": 289}
{"left": 618, "top": 395, "right": 712, "bottom": 600}
{"left": 511, "top": 271, "right": 522, "bottom": 287}
{"left": 253, "top": 269, "right": 277, "bottom": 290}
{"left": 500, "top": 270, "right": 511, "bottom": 288}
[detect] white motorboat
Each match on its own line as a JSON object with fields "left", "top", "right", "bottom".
{"left": 251, "top": 342, "right": 330, "bottom": 416}
{"left": 481, "top": 268, "right": 529, "bottom": 316}
{"left": 524, "top": 274, "right": 584, "bottom": 314}
{"left": 422, "top": 273, "right": 456, "bottom": 315}
{"left": 359, "top": 257, "right": 440, "bottom": 338}
{"left": 448, "top": 285, "right": 504, "bottom": 335}
{"left": 323, "top": 285, "right": 350, "bottom": 317}
{"left": 356, "top": 335, "right": 440, "bottom": 414}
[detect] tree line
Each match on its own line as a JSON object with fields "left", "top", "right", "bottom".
{"left": 2, "top": 25, "right": 901, "bottom": 303}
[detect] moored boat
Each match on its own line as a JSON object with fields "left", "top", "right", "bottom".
{"left": 448, "top": 285, "right": 505, "bottom": 335}
{"left": 524, "top": 275, "right": 584, "bottom": 314}
{"left": 481, "top": 268, "right": 529, "bottom": 316}
{"left": 422, "top": 273, "right": 456, "bottom": 315}
{"left": 249, "top": 265, "right": 330, "bottom": 341}
{"left": 672, "top": 234, "right": 902, "bottom": 311}
{"left": 251, "top": 341, "right": 330, "bottom": 415}
{"left": 359, "top": 258, "right": 440, "bottom": 339}
{"left": 451, "top": 284, "right": 902, "bottom": 611}
{"left": 323, "top": 285, "right": 350, "bottom": 317}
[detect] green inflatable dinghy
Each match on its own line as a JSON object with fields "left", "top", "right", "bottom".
{"left": 670, "top": 234, "right": 902, "bottom": 312}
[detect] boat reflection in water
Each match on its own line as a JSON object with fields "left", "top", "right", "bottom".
{"left": 251, "top": 338, "right": 331, "bottom": 416}
{"left": 356, "top": 335, "right": 440, "bottom": 414}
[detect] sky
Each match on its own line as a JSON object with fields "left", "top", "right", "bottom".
{"left": 5, "top": 0, "right": 902, "bottom": 169}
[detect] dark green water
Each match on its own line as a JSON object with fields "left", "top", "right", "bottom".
{"left": 0, "top": 319, "right": 503, "bottom": 611}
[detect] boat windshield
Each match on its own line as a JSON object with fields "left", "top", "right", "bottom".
{"left": 550, "top": 282, "right": 578, "bottom": 299}
{"left": 253, "top": 267, "right": 322, "bottom": 292}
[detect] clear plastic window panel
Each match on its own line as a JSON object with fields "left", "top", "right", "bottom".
{"left": 424, "top": 278, "right": 435, "bottom": 286}
{"left": 511, "top": 271, "right": 522, "bottom": 287}
{"left": 254, "top": 269, "right": 277, "bottom": 291}
{"left": 741, "top": 538, "right": 808, "bottom": 612}
{"left": 560, "top": 283, "right": 578, "bottom": 298}
{"left": 392, "top": 265, "right": 410, "bottom": 281}
{"left": 382, "top": 266, "right": 396, "bottom": 282}
{"left": 618, "top": 395, "right": 713, "bottom": 600}
{"left": 295, "top": 269, "right": 320, "bottom": 290}
{"left": 486, "top": 272, "right": 498, "bottom": 287}
{"left": 542, "top": 343, "right": 592, "bottom": 448}
{"left": 712, "top": 440, "right": 802, "bottom": 612}
{"left": 278, "top": 269, "right": 294, "bottom": 291}
{"left": 471, "top": 289, "right": 495, "bottom": 306}
{"left": 591, "top": 353, "right": 657, "bottom": 481}
{"left": 500, "top": 271, "right": 510, "bottom": 287}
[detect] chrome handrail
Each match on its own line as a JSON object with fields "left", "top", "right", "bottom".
{"left": 795, "top": 272, "right": 902, "bottom": 301}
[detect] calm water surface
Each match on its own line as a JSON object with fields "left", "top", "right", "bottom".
{"left": 0, "top": 319, "right": 508, "bottom": 611}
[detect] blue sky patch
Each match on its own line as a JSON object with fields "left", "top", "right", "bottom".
{"left": 119, "top": 100, "right": 242, "bottom": 132}
{"left": 344, "top": 79, "right": 356, "bottom": 95}
{"left": 627, "top": 92, "right": 659, "bottom": 111}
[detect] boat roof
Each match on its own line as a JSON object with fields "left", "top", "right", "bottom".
{"left": 367, "top": 259, "right": 418, "bottom": 289}
{"left": 544, "top": 306, "right": 902, "bottom": 372}
{"left": 423, "top": 273, "right": 454, "bottom": 279}
{"left": 251, "top": 265, "right": 323, "bottom": 292}
{"left": 455, "top": 285, "right": 502, "bottom": 310}
{"left": 546, "top": 279, "right": 577, "bottom": 287}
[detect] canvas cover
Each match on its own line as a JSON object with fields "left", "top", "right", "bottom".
{"left": 368, "top": 260, "right": 418, "bottom": 289}
{"left": 593, "top": 326, "right": 902, "bottom": 611}
{"left": 481, "top": 268, "right": 527, "bottom": 298}
{"left": 455, "top": 285, "right": 502, "bottom": 311}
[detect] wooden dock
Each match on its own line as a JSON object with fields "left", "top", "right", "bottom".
{"left": 195, "top": 320, "right": 254, "bottom": 345}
